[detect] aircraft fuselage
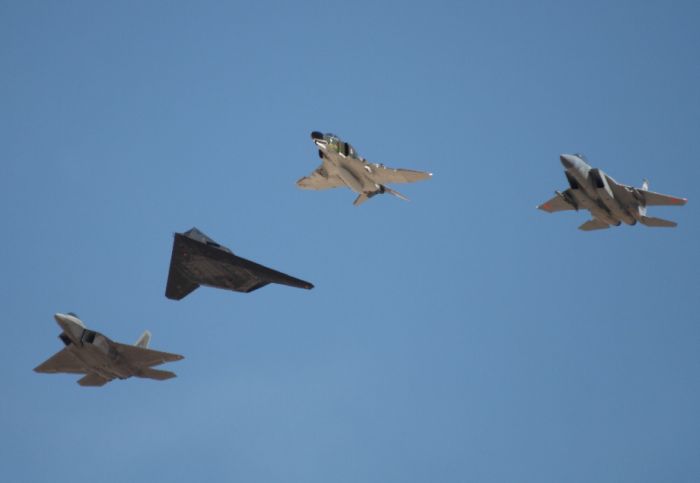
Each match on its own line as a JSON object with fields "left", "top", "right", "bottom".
{"left": 55, "top": 313, "right": 133, "bottom": 380}
{"left": 314, "top": 138, "right": 377, "bottom": 194}
{"left": 560, "top": 154, "right": 638, "bottom": 226}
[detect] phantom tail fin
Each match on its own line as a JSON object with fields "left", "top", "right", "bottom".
{"left": 640, "top": 216, "right": 677, "bottom": 228}
{"left": 134, "top": 331, "right": 151, "bottom": 348}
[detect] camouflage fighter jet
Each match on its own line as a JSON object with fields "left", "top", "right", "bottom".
{"left": 538, "top": 154, "right": 687, "bottom": 231}
{"left": 34, "top": 313, "right": 183, "bottom": 387}
{"left": 165, "top": 227, "right": 314, "bottom": 300}
{"left": 297, "top": 132, "right": 432, "bottom": 206}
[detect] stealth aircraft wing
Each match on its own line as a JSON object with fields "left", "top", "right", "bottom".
{"left": 165, "top": 228, "right": 314, "bottom": 300}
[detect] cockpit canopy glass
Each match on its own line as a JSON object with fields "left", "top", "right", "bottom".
{"left": 574, "top": 153, "right": 588, "bottom": 161}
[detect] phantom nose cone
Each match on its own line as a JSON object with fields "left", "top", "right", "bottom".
{"left": 560, "top": 154, "right": 575, "bottom": 170}
{"left": 310, "top": 131, "right": 324, "bottom": 141}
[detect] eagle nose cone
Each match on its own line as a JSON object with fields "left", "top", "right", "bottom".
{"left": 560, "top": 154, "right": 575, "bottom": 170}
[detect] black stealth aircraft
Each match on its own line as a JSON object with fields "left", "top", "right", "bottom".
{"left": 165, "top": 228, "right": 314, "bottom": 300}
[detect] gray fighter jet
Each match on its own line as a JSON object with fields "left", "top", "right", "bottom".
{"left": 297, "top": 131, "right": 432, "bottom": 206}
{"left": 538, "top": 154, "right": 687, "bottom": 230}
{"left": 34, "top": 313, "right": 183, "bottom": 387}
{"left": 165, "top": 227, "right": 314, "bottom": 300}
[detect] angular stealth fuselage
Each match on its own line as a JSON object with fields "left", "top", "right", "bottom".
{"left": 165, "top": 228, "right": 314, "bottom": 300}
{"left": 539, "top": 154, "right": 687, "bottom": 230}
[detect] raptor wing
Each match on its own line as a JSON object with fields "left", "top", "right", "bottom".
{"left": 113, "top": 342, "right": 183, "bottom": 368}
{"left": 34, "top": 348, "right": 86, "bottom": 374}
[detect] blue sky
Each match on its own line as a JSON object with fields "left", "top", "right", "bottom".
{"left": 1, "top": 1, "right": 699, "bottom": 482}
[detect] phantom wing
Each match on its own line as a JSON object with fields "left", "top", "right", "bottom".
{"left": 366, "top": 163, "right": 432, "bottom": 185}
{"left": 34, "top": 348, "right": 86, "bottom": 374}
{"left": 113, "top": 343, "right": 184, "bottom": 368}
{"left": 297, "top": 164, "right": 346, "bottom": 190}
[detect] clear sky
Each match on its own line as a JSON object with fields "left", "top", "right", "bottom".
{"left": 1, "top": 1, "right": 699, "bottom": 482}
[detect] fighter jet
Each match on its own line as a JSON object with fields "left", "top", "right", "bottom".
{"left": 538, "top": 154, "right": 687, "bottom": 230}
{"left": 165, "top": 227, "right": 314, "bottom": 300}
{"left": 297, "top": 131, "right": 432, "bottom": 206}
{"left": 34, "top": 313, "right": 183, "bottom": 387}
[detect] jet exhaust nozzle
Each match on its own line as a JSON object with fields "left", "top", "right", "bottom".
{"left": 310, "top": 131, "right": 324, "bottom": 140}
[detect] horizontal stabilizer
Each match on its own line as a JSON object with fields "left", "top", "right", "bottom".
{"left": 78, "top": 373, "right": 110, "bottom": 387}
{"left": 353, "top": 193, "right": 370, "bottom": 206}
{"left": 138, "top": 368, "right": 177, "bottom": 381}
{"left": 640, "top": 216, "right": 677, "bottom": 228}
{"left": 384, "top": 186, "right": 409, "bottom": 202}
{"left": 579, "top": 219, "right": 610, "bottom": 231}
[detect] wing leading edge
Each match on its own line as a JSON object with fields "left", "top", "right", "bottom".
{"left": 296, "top": 164, "right": 346, "bottom": 191}
{"left": 34, "top": 348, "right": 86, "bottom": 374}
{"left": 538, "top": 191, "right": 577, "bottom": 213}
{"left": 369, "top": 165, "right": 432, "bottom": 185}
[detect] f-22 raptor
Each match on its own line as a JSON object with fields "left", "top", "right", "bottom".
{"left": 34, "top": 313, "right": 183, "bottom": 386}
{"left": 297, "top": 132, "right": 432, "bottom": 206}
{"left": 538, "top": 154, "right": 687, "bottom": 230}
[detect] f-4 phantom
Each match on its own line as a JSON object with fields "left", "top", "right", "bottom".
{"left": 34, "top": 313, "right": 183, "bottom": 387}
{"left": 297, "top": 131, "right": 432, "bottom": 206}
{"left": 538, "top": 154, "right": 687, "bottom": 230}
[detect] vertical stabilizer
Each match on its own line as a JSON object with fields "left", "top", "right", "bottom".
{"left": 134, "top": 330, "right": 151, "bottom": 348}
{"left": 639, "top": 179, "right": 649, "bottom": 216}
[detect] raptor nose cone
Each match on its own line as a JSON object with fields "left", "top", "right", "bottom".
{"left": 310, "top": 131, "right": 324, "bottom": 140}
{"left": 560, "top": 154, "right": 575, "bottom": 170}
{"left": 54, "top": 313, "right": 85, "bottom": 339}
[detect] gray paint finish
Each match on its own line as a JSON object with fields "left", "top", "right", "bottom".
{"left": 538, "top": 154, "right": 687, "bottom": 230}
{"left": 297, "top": 132, "right": 432, "bottom": 206}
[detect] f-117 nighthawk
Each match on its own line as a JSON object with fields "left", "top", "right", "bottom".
{"left": 538, "top": 154, "right": 687, "bottom": 230}
{"left": 297, "top": 132, "right": 432, "bottom": 206}
{"left": 34, "top": 313, "right": 183, "bottom": 387}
